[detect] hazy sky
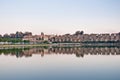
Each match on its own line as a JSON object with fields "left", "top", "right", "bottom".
{"left": 0, "top": 0, "right": 120, "bottom": 35}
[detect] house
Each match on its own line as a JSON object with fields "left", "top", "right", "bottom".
{"left": 22, "top": 32, "right": 52, "bottom": 44}
{"left": 23, "top": 35, "right": 42, "bottom": 44}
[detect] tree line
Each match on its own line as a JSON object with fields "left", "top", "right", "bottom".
{"left": 0, "top": 31, "right": 32, "bottom": 38}
{"left": 0, "top": 31, "right": 32, "bottom": 43}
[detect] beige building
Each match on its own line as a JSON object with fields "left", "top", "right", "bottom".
{"left": 22, "top": 32, "right": 54, "bottom": 43}
{"left": 23, "top": 31, "right": 120, "bottom": 43}
{"left": 23, "top": 35, "right": 43, "bottom": 43}
{"left": 49, "top": 32, "right": 120, "bottom": 43}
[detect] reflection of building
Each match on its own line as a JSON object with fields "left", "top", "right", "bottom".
{"left": 0, "top": 47, "right": 120, "bottom": 58}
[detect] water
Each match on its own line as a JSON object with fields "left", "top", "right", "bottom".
{"left": 0, "top": 46, "right": 120, "bottom": 80}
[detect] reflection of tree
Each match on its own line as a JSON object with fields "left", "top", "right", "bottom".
{"left": 0, "top": 47, "right": 120, "bottom": 58}
{"left": 76, "top": 52, "right": 84, "bottom": 57}
{"left": 0, "top": 48, "right": 30, "bottom": 58}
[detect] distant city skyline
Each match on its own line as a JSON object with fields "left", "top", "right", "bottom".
{"left": 0, "top": 0, "right": 120, "bottom": 35}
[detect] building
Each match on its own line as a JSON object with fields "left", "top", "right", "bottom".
{"left": 22, "top": 32, "right": 53, "bottom": 44}
{"left": 22, "top": 31, "right": 120, "bottom": 43}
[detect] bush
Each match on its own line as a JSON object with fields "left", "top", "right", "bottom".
{"left": 43, "top": 40, "right": 49, "bottom": 44}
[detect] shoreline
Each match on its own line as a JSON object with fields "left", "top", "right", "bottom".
{"left": 0, "top": 44, "right": 51, "bottom": 48}
{"left": 0, "top": 43, "right": 120, "bottom": 48}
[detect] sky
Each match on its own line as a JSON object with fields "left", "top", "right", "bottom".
{"left": 0, "top": 0, "right": 120, "bottom": 35}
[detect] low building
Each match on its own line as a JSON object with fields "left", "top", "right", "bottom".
{"left": 22, "top": 31, "right": 120, "bottom": 43}
{"left": 22, "top": 32, "right": 53, "bottom": 44}
{"left": 23, "top": 35, "right": 42, "bottom": 44}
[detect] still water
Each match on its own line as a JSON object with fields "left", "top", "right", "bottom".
{"left": 0, "top": 46, "right": 120, "bottom": 80}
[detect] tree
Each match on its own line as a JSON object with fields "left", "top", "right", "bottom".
{"left": 43, "top": 40, "right": 49, "bottom": 44}
{"left": 23, "top": 40, "right": 30, "bottom": 43}
{"left": 10, "top": 33, "right": 16, "bottom": 38}
{"left": 80, "top": 31, "right": 84, "bottom": 35}
{"left": 75, "top": 31, "right": 84, "bottom": 35}
{"left": 23, "top": 32, "right": 32, "bottom": 36}
{"left": 0, "top": 35, "right": 2, "bottom": 38}
{"left": 3, "top": 34, "right": 10, "bottom": 38}
{"left": 15, "top": 31, "right": 24, "bottom": 38}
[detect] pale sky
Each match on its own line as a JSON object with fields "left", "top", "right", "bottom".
{"left": 0, "top": 0, "right": 120, "bottom": 35}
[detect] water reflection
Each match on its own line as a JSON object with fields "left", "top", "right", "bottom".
{"left": 0, "top": 46, "right": 120, "bottom": 58}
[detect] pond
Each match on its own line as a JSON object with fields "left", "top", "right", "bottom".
{"left": 0, "top": 46, "right": 120, "bottom": 80}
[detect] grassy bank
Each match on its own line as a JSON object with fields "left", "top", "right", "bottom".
{"left": 0, "top": 44, "right": 51, "bottom": 48}
{"left": 0, "top": 42, "right": 120, "bottom": 48}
